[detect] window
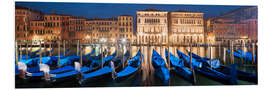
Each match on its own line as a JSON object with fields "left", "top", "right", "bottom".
{"left": 174, "top": 19, "right": 178, "bottom": 24}
{"left": 16, "top": 26, "right": 19, "bottom": 31}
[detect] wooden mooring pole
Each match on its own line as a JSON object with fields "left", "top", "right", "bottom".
{"left": 160, "top": 40, "right": 162, "bottom": 57}
{"left": 252, "top": 43, "right": 255, "bottom": 64}
{"left": 77, "top": 40, "right": 80, "bottom": 56}
{"left": 218, "top": 43, "right": 221, "bottom": 60}
{"left": 223, "top": 47, "right": 227, "bottom": 65}
{"left": 101, "top": 44, "right": 104, "bottom": 68}
{"left": 58, "top": 40, "right": 61, "bottom": 66}
{"left": 230, "top": 40, "right": 234, "bottom": 64}
{"left": 122, "top": 44, "right": 125, "bottom": 68}
{"left": 241, "top": 41, "right": 245, "bottom": 64}
{"left": 44, "top": 40, "right": 46, "bottom": 57}
{"left": 39, "top": 40, "right": 42, "bottom": 65}
{"left": 20, "top": 41, "right": 22, "bottom": 61}
{"left": 167, "top": 40, "right": 170, "bottom": 70}
{"left": 140, "top": 41, "right": 143, "bottom": 70}
{"left": 80, "top": 44, "right": 83, "bottom": 67}
{"left": 26, "top": 41, "right": 28, "bottom": 60}
{"left": 49, "top": 41, "right": 52, "bottom": 56}
{"left": 129, "top": 43, "right": 132, "bottom": 58}
{"left": 190, "top": 44, "right": 196, "bottom": 84}
{"left": 148, "top": 40, "right": 151, "bottom": 70}
{"left": 209, "top": 43, "right": 212, "bottom": 68}
{"left": 16, "top": 41, "right": 18, "bottom": 65}
{"left": 63, "top": 40, "right": 66, "bottom": 56}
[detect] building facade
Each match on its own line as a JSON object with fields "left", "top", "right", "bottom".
{"left": 136, "top": 8, "right": 168, "bottom": 44}
{"left": 86, "top": 18, "right": 119, "bottom": 44}
{"left": 169, "top": 11, "right": 204, "bottom": 44}
{"left": 15, "top": 6, "right": 44, "bottom": 41}
{"left": 68, "top": 17, "right": 86, "bottom": 41}
{"left": 117, "top": 15, "right": 135, "bottom": 43}
{"left": 206, "top": 6, "right": 258, "bottom": 44}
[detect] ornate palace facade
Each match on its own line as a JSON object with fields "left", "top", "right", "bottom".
{"left": 169, "top": 11, "right": 204, "bottom": 44}
{"left": 136, "top": 8, "right": 168, "bottom": 44}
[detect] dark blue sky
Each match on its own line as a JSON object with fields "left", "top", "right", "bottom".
{"left": 15, "top": 2, "right": 255, "bottom": 19}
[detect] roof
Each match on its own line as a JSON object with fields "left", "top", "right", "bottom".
{"left": 87, "top": 17, "right": 117, "bottom": 21}
{"left": 172, "top": 9, "right": 202, "bottom": 13}
{"left": 15, "top": 5, "right": 44, "bottom": 14}
{"left": 137, "top": 8, "right": 167, "bottom": 12}
{"left": 119, "top": 15, "right": 133, "bottom": 17}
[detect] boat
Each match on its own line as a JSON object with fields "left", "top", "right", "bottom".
{"left": 115, "top": 50, "right": 143, "bottom": 82}
{"left": 196, "top": 64, "right": 238, "bottom": 85}
{"left": 236, "top": 49, "right": 256, "bottom": 63}
{"left": 21, "top": 49, "right": 54, "bottom": 59}
{"left": 78, "top": 51, "right": 131, "bottom": 85}
{"left": 20, "top": 49, "right": 41, "bottom": 59}
{"left": 165, "top": 50, "right": 193, "bottom": 81}
{"left": 186, "top": 51, "right": 220, "bottom": 69}
{"left": 18, "top": 49, "right": 71, "bottom": 67}
{"left": 49, "top": 51, "right": 119, "bottom": 83}
{"left": 152, "top": 49, "right": 170, "bottom": 85}
{"left": 182, "top": 51, "right": 238, "bottom": 85}
{"left": 176, "top": 50, "right": 202, "bottom": 68}
{"left": 18, "top": 49, "right": 95, "bottom": 80}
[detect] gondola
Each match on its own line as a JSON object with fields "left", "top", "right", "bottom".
{"left": 18, "top": 49, "right": 70, "bottom": 67}
{"left": 178, "top": 50, "right": 237, "bottom": 85}
{"left": 176, "top": 50, "right": 202, "bottom": 68}
{"left": 49, "top": 51, "right": 120, "bottom": 84}
{"left": 78, "top": 50, "right": 130, "bottom": 85}
{"left": 186, "top": 51, "right": 220, "bottom": 69}
{"left": 236, "top": 49, "right": 256, "bottom": 63}
{"left": 191, "top": 50, "right": 257, "bottom": 83}
{"left": 18, "top": 49, "right": 94, "bottom": 81}
{"left": 115, "top": 50, "right": 143, "bottom": 82}
{"left": 165, "top": 50, "right": 193, "bottom": 82}
{"left": 152, "top": 49, "right": 170, "bottom": 85}
{"left": 21, "top": 49, "right": 54, "bottom": 59}
{"left": 20, "top": 49, "right": 41, "bottom": 59}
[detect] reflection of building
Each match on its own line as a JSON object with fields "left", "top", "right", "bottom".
{"left": 136, "top": 8, "right": 168, "bottom": 44}
{"left": 15, "top": 6, "right": 44, "bottom": 41}
{"left": 169, "top": 11, "right": 204, "bottom": 44}
{"left": 206, "top": 6, "right": 258, "bottom": 44}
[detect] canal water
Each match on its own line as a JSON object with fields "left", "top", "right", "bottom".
{"left": 15, "top": 44, "right": 257, "bottom": 88}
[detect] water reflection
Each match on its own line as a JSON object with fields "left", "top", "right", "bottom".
{"left": 15, "top": 42, "right": 257, "bottom": 87}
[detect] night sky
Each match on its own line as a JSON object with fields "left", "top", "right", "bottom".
{"left": 15, "top": 2, "right": 255, "bottom": 19}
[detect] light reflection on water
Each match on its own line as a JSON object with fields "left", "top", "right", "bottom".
{"left": 15, "top": 45, "right": 257, "bottom": 88}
